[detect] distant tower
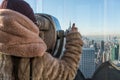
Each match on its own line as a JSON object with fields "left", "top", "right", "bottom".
{"left": 119, "top": 40, "right": 120, "bottom": 61}
{"left": 80, "top": 48, "right": 96, "bottom": 78}
{"left": 69, "top": 21, "right": 71, "bottom": 27}
{"left": 94, "top": 43, "right": 98, "bottom": 52}
{"left": 92, "top": 40, "right": 94, "bottom": 45}
{"left": 101, "top": 40, "right": 104, "bottom": 53}
{"left": 110, "top": 44, "right": 119, "bottom": 61}
{"left": 68, "top": 21, "right": 71, "bottom": 30}
{"left": 115, "top": 44, "right": 119, "bottom": 60}
{"left": 66, "top": 21, "right": 71, "bottom": 32}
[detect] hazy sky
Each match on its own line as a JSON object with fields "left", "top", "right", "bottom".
{"left": 0, "top": 0, "right": 120, "bottom": 36}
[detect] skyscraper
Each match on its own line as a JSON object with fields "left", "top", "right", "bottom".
{"left": 110, "top": 44, "right": 119, "bottom": 61}
{"left": 101, "top": 40, "right": 104, "bottom": 53}
{"left": 79, "top": 48, "right": 96, "bottom": 78}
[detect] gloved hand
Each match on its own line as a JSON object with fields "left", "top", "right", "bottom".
{"left": 70, "top": 23, "right": 78, "bottom": 32}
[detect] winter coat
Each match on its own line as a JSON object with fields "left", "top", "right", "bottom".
{"left": 0, "top": 9, "right": 83, "bottom": 80}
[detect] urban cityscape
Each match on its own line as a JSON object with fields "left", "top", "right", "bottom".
{"left": 0, "top": 0, "right": 120, "bottom": 80}
{"left": 79, "top": 34, "right": 120, "bottom": 78}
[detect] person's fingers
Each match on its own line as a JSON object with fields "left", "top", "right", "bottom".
{"left": 72, "top": 23, "right": 75, "bottom": 27}
{"left": 71, "top": 23, "right": 78, "bottom": 32}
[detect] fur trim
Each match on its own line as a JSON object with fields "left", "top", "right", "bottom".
{"left": 0, "top": 9, "right": 47, "bottom": 57}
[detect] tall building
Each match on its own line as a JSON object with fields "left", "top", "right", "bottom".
{"left": 119, "top": 40, "right": 120, "bottom": 61}
{"left": 94, "top": 42, "right": 98, "bottom": 52}
{"left": 101, "top": 40, "right": 104, "bottom": 53}
{"left": 115, "top": 44, "right": 119, "bottom": 60}
{"left": 110, "top": 44, "right": 119, "bottom": 61}
{"left": 79, "top": 48, "right": 96, "bottom": 78}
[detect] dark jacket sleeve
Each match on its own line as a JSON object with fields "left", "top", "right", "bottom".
{"left": 42, "top": 32, "right": 83, "bottom": 80}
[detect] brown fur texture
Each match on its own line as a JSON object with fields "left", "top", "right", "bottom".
{"left": 0, "top": 9, "right": 83, "bottom": 80}
{"left": 0, "top": 9, "right": 47, "bottom": 57}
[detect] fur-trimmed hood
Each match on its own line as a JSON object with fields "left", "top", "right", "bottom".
{"left": 0, "top": 9, "right": 47, "bottom": 57}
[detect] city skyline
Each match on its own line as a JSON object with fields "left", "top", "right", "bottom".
{"left": 1, "top": 0, "right": 120, "bottom": 35}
